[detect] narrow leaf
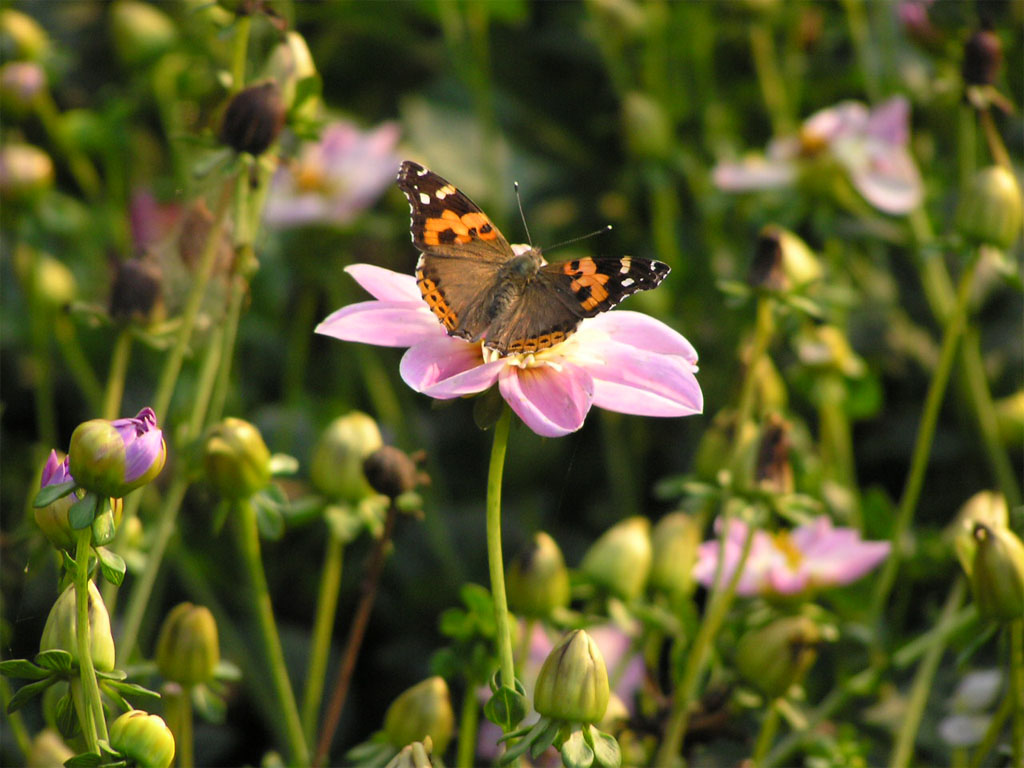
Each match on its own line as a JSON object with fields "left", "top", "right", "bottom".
{"left": 64, "top": 753, "right": 104, "bottom": 768}
{"left": 587, "top": 726, "right": 622, "bottom": 768}
{"left": 35, "top": 650, "right": 75, "bottom": 674}
{"left": 0, "top": 659, "right": 50, "bottom": 680}
{"left": 95, "top": 547, "right": 126, "bottom": 586}
{"left": 69, "top": 494, "right": 99, "bottom": 530}
{"left": 7, "top": 677, "right": 55, "bottom": 712}
{"left": 561, "top": 729, "right": 595, "bottom": 768}
{"left": 33, "top": 481, "right": 76, "bottom": 508}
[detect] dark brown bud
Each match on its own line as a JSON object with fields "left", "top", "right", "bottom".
{"left": 755, "top": 413, "right": 793, "bottom": 494}
{"left": 218, "top": 81, "right": 284, "bottom": 156}
{"left": 177, "top": 200, "right": 234, "bottom": 274}
{"left": 110, "top": 257, "right": 163, "bottom": 323}
{"left": 962, "top": 25, "right": 1002, "bottom": 87}
{"left": 748, "top": 227, "right": 786, "bottom": 291}
{"left": 363, "top": 446, "right": 419, "bottom": 499}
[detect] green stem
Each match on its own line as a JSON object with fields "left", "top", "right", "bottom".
{"left": 74, "top": 529, "right": 105, "bottom": 751}
{"left": 235, "top": 498, "right": 309, "bottom": 766}
{"left": 872, "top": 255, "right": 981, "bottom": 618}
{"left": 840, "top": 0, "right": 879, "bottom": 101}
{"left": 979, "top": 108, "right": 1012, "bottom": 171}
{"left": 751, "top": 699, "right": 782, "bottom": 766}
{"left": 968, "top": 677, "right": 1015, "bottom": 768}
{"left": 208, "top": 274, "right": 246, "bottom": 425}
{"left": 456, "top": 679, "right": 481, "bottom": 768}
{"left": 54, "top": 314, "right": 104, "bottom": 414}
{"left": 486, "top": 407, "right": 517, "bottom": 699}
{"left": 1011, "top": 619, "right": 1024, "bottom": 768}
{"left": 34, "top": 90, "right": 101, "bottom": 200}
{"left": 888, "top": 578, "right": 967, "bottom": 768}
{"left": 230, "top": 15, "right": 251, "bottom": 93}
{"left": 28, "top": 262, "right": 57, "bottom": 449}
{"left": 301, "top": 529, "right": 346, "bottom": 745}
{"left": 0, "top": 677, "right": 32, "bottom": 760}
{"left": 749, "top": 23, "right": 792, "bottom": 136}
{"left": 165, "top": 685, "right": 195, "bottom": 768}
{"left": 818, "top": 374, "right": 857, "bottom": 494}
{"left": 735, "top": 298, "right": 775, "bottom": 451}
{"left": 102, "top": 328, "right": 133, "bottom": 420}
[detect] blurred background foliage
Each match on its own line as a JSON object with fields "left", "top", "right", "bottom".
{"left": 1, "top": 0, "right": 1022, "bottom": 764}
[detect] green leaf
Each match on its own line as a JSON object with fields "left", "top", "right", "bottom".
{"left": 193, "top": 683, "right": 226, "bottom": 723}
{"left": 324, "top": 503, "right": 362, "bottom": 544}
{"left": 561, "top": 728, "right": 595, "bottom": 768}
{"left": 36, "top": 650, "right": 75, "bottom": 674}
{"left": 530, "top": 718, "right": 561, "bottom": 759}
{"left": 268, "top": 453, "right": 299, "bottom": 476}
{"left": 56, "top": 691, "right": 78, "bottom": 739}
{"left": 255, "top": 495, "right": 285, "bottom": 540}
{"left": 95, "top": 547, "right": 126, "bottom": 586}
{"left": 483, "top": 684, "right": 527, "bottom": 731}
{"left": 103, "top": 679, "right": 161, "bottom": 701}
{"left": 64, "top": 752, "right": 104, "bottom": 768}
{"left": 7, "top": 677, "right": 55, "bottom": 712}
{"left": 33, "top": 481, "right": 76, "bottom": 508}
{"left": 0, "top": 658, "right": 50, "bottom": 680}
{"left": 69, "top": 493, "right": 99, "bottom": 530}
{"left": 586, "top": 726, "right": 622, "bottom": 768}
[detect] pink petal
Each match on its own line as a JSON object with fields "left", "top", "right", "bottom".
{"left": 803, "top": 101, "right": 868, "bottom": 144}
{"left": 344, "top": 264, "right": 422, "bottom": 302}
{"left": 587, "top": 342, "right": 703, "bottom": 417}
{"left": 713, "top": 158, "right": 796, "bottom": 191}
{"left": 498, "top": 362, "right": 593, "bottom": 438}
{"left": 579, "top": 311, "right": 698, "bottom": 361}
{"left": 400, "top": 335, "right": 499, "bottom": 395}
{"left": 849, "top": 144, "right": 923, "bottom": 215}
{"left": 315, "top": 300, "right": 439, "bottom": 347}
{"left": 866, "top": 96, "right": 910, "bottom": 145}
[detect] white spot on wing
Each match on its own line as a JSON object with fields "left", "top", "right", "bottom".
{"left": 419, "top": 192, "right": 431, "bottom": 204}
{"left": 621, "top": 277, "right": 635, "bottom": 287}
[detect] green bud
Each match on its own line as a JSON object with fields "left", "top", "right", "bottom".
{"left": 735, "top": 615, "right": 821, "bottom": 699}
{"left": 795, "top": 324, "right": 866, "bottom": 378}
{"left": 109, "top": 710, "right": 176, "bottom": 768}
{"left": 534, "top": 629, "right": 610, "bottom": 723}
{"left": 622, "top": 92, "right": 673, "bottom": 161}
{"left": 749, "top": 226, "right": 822, "bottom": 290}
{"left": 952, "top": 491, "right": 1009, "bottom": 577}
{"left": 0, "top": 9, "right": 50, "bottom": 61}
{"left": 40, "top": 581, "right": 115, "bottom": 672}
{"left": 382, "top": 676, "right": 455, "bottom": 755}
{"left": 31, "top": 253, "right": 77, "bottom": 311}
{"left": 956, "top": 166, "right": 1022, "bottom": 251}
{"left": 110, "top": 1, "right": 178, "bottom": 67}
{"left": 203, "top": 418, "right": 272, "bottom": 500}
{"left": 310, "top": 411, "right": 382, "bottom": 502}
{"left": 580, "top": 516, "right": 652, "bottom": 600}
{"left": 218, "top": 81, "right": 285, "bottom": 156}
{"left": 155, "top": 602, "right": 220, "bottom": 686}
{"left": 970, "top": 523, "right": 1024, "bottom": 622}
{"left": 34, "top": 495, "right": 77, "bottom": 551}
{"left": 649, "top": 513, "right": 701, "bottom": 597}
{"left": 262, "top": 31, "right": 318, "bottom": 113}
{"left": 28, "top": 729, "right": 73, "bottom": 768}
{"left": 994, "top": 390, "right": 1024, "bottom": 447}
{"left": 0, "top": 142, "right": 54, "bottom": 202}
{"left": 362, "top": 445, "right": 421, "bottom": 500}
{"left": 0, "top": 60, "right": 45, "bottom": 114}
{"left": 506, "top": 531, "right": 571, "bottom": 618}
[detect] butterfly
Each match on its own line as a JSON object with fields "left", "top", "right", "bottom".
{"left": 397, "top": 160, "right": 669, "bottom": 356}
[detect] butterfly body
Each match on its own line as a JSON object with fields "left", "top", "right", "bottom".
{"left": 398, "top": 160, "right": 669, "bottom": 356}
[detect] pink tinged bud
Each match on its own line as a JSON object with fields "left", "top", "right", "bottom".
{"left": 109, "top": 710, "right": 176, "bottom": 768}
{"left": 534, "top": 630, "right": 611, "bottom": 723}
{"left": 35, "top": 453, "right": 77, "bottom": 550}
{"left": 69, "top": 408, "right": 166, "bottom": 497}
{"left": 382, "top": 676, "right": 455, "bottom": 755}
{"left": 155, "top": 603, "right": 220, "bottom": 686}
{"left": 40, "top": 581, "right": 115, "bottom": 672}
{"left": 0, "top": 60, "right": 45, "bottom": 112}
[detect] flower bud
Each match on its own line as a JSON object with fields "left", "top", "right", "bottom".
{"left": 110, "top": 1, "right": 177, "bottom": 67}
{"left": 970, "top": 523, "right": 1024, "bottom": 622}
{"left": 109, "top": 258, "right": 164, "bottom": 324}
{"left": 580, "top": 516, "right": 652, "bottom": 600}
{"left": 735, "top": 615, "right": 821, "bottom": 699}
{"left": 0, "top": 9, "right": 50, "bottom": 61}
{"left": 951, "top": 491, "right": 1009, "bottom": 577}
{"left": 622, "top": 92, "right": 673, "bottom": 161}
{"left": 0, "top": 60, "right": 45, "bottom": 113}
{"left": 506, "top": 532, "right": 571, "bottom": 618}
{"left": 155, "top": 602, "right": 220, "bottom": 686}
{"left": 262, "top": 31, "right": 317, "bottom": 114}
{"left": 795, "top": 324, "right": 866, "bottom": 378}
{"left": 962, "top": 26, "right": 1002, "bottom": 87}
{"left": 35, "top": 451, "right": 77, "bottom": 551}
{"left": 649, "top": 512, "right": 701, "bottom": 596}
{"left": 31, "top": 253, "right": 77, "bottom": 311}
{"left": 109, "top": 710, "right": 176, "bottom": 768}
{"left": 309, "top": 411, "right": 382, "bottom": 502}
{"left": 40, "top": 581, "right": 116, "bottom": 672}
{"left": 69, "top": 408, "right": 166, "bottom": 498}
{"left": 995, "top": 390, "right": 1024, "bottom": 447}
{"left": 218, "top": 81, "right": 285, "bottom": 156}
{"left": 28, "top": 729, "right": 73, "bottom": 768}
{"left": 362, "top": 445, "right": 419, "bottom": 500}
{"left": 956, "top": 166, "right": 1022, "bottom": 251}
{"left": 749, "top": 225, "right": 821, "bottom": 290}
{"left": 755, "top": 413, "right": 793, "bottom": 495}
{"left": 177, "top": 199, "right": 234, "bottom": 274}
{"left": 203, "top": 418, "right": 272, "bottom": 500}
{"left": 0, "top": 142, "right": 54, "bottom": 202}
{"left": 534, "top": 629, "right": 610, "bottom": 723}
{"left": 382, "top": 676, "right": 454, "bottom": 755}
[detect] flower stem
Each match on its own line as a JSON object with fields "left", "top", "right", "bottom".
{"left": 102, "top": 328, "right": 133, "bottom": 420}
{"left": 840, "top": 0, "right": 880, "bottom": 101}
{"left": 888, "top": 577, "right": 967, "bottom": 768}
{"left": 33, "top": 89, "right": 101, "bottom": 200}
{"left": 230, "top": 15, "right": 251, "bottom": 94}
{"left": 486, "top": 407, "right": 517, "bottom": 699}
{"left": 818, "top": 373, "right": 858, "bottom": 503}
{"left": 165, "top": 685, "right": 195, "bottom": 768}
{"left": 54, "top": 314, "right": 104, "bottom": 414}
{"left": 301, "top": 529, "right": 346, "bottom": 744}
{"left": 235, "top": 497, "right": 309, "bottom": 767}
{"left": 871, "top": 254, "right": 980, "bottom": 618}
{"left": 73, "top": 529, "right": 105, "bottom": 752}
{"left": 314, "top": 500, "right": 399, "bottom": 767}
{"left": 749, "top": 22, "right": 793, "bottom": 136}
{"left": 969, "top": 684, "right": 1014, "bottom": 768}
{"left": 979, "top": 108, "right": 1012, "bottom": 171}
{"left": 0, "top": 677, "right": 31, "bottom": 760}
{"left": 1010, "top": 619, "right": 1024, "bottom": 768}
{"left": 751, "top": 699, "right": 782, "bottom": 766}
{"left": 456, "top": 679, "right": 481, "bottom": 768}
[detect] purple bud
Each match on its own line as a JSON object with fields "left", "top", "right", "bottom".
{"left": 69, "top": 408, "right": 166, "bottom": 498}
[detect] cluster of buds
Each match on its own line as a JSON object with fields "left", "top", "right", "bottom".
{"left": 346, "top": 677, "right": 454, "bottom": 766}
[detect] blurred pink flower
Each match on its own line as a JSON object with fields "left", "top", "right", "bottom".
{"left": 315, "top": 263, "right": 702, "bottom": 438}
{"left": 713, "top": 97, "right": 923, "bottom": 215}
{"left": 264, "top": 120, "right": 400, "bottom": 228}
{"left": 693, "top": 516, "right": 890, "bottom": 597}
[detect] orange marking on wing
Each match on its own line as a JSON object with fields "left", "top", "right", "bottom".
{"left": 460, "top": 212, "right": 498, "bottom": 241}
{"left": 417, "top": 274, "right": 458, "bottom": 330}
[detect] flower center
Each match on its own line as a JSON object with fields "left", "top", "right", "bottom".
{"left": 772, "top": 531, "right": 804, "bottom": 570}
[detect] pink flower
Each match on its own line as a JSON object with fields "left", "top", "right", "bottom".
{"left": 315, "top": 263, "right": 702, "bottom": 437}
{"left": 264, "top": 120, "right": 400, "bottom": 228}
{"left": 41, "top": 450, "right": 73, "bottom": 488}
{"left": 713, "top": 97, "right": 923, "bottom": 215}
{"left": 693, "top": 516, "right": 890, "bottom": 597}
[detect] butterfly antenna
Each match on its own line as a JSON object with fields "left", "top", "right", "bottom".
{"left": 545, "top": 225, "right": 613, "bottom": 253}
{"left": 513, "top": 181, "right": 533, "bottom": 246}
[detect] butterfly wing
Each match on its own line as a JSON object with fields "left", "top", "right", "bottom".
{"left": 398, "top": 161, "right": 514, "bottom": 339}
{"left": 484, "top": 256, "right": 670, "bottom": 355}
